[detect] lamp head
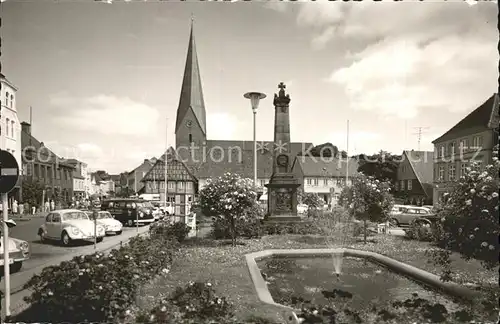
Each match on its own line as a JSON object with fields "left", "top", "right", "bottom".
{"left": 244, "top": 92, "right": 266, "bottom": 111}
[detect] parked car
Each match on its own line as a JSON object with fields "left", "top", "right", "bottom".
{"left": 101, "top": 198, "right": 155, "bottom": 227}
{"left": 83, "top": 210, "right": 123, "bottom": 235}
{"left": 0, "top": 236, "right": 30, "bottom": 273}
{"left": 38, "top": 209, "right": 106, "bottom": 246}
{"left": 159, "top": 202, "right": 175, "bottom": 215}
{"left": 389, "top": 206, "right": 435, "bottom": 226}
{"left": 297, "top": 204, "right": 308, "bottom": 214}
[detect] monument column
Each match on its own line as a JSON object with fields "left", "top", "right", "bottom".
{"left": 265, "top": 82, "right": 301, "bottom": 221}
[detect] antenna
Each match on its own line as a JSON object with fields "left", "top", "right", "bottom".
{"left": 412, "top": 127, "right": 430, "bottom": 151}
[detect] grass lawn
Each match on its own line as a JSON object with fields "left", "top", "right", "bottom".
{"left": 134, "top": 234, "right": 497, "bottom": 323}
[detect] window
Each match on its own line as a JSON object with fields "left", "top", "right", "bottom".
{"left": 323, "top": 179, "right": 328, "bottom": 186}
{"left": 178, "top": 182, "right": 184, "bottom": 189}
{"left": 11, "top": 120, "right": 14, "bottom": 138}
{"left": 449, "top": 165, "right": 456, "bottom": 180}
{"left": 160, "top": 181, "right": 164, "bottom": 189}
{"left": 448, "top": 142, "right": 455, "bottom": 156}
{"left": 187, "top": 182, "right": 192, "bottom": 189}
{"left": 189, "top": 133, "right": 193, "bottom": 143}
{"left": 10, "top": 95, "right": 13, "bottom": 107}
{"left": 6, "top": 118, "right": 9, "bottom": 136}
{"left": 395, "top": 182, "right": 399, "bottom": 191}
{"left": 402, "top": 165, "right": 406, "bottom": 173}
{"left": 306, "top": 178, "right": 312, "bottom": 185}
{"left": 400, "top": 180, "right": 404, "bottom": 190}
{"left": 472, "top": 136, "right": 483, "bottom": 149}
{"left": 168, "top": 181, "right": 174, "bottom": 189}
{"left": 313, "top": 178, "right": 319, "bottom": 186}
{"left": 440, "top": 145, "right": 445, "bottom": 158}
{"left": 461, "top": 163, "right": 467, "bottom": 176}
{"left": 407, "top": 180, "right": 412, "bottom": 190}
{"left": 5, "top": 92, "right": 9, "bottom": 106}
{"left": 459, "top": 139, "right": 469, "bottom": 153}
{"left": 52, "top": 213, "right": 61, "bottom": 222}
{"left": 259, "top": 179, "right": 265, "bottom": 187}
{"left": 438, "top": 166, "right": 445, "bottom": 181}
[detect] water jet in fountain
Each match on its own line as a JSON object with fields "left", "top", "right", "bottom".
{"left": 332, "top": 250, "right": 344, "bottom": 278}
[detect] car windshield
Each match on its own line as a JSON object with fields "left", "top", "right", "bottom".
{"left": 98, "top": 212, "right": 112, "bottom": 219}
{"left": 63, "top": 211, "right": 89, "bottom": 220}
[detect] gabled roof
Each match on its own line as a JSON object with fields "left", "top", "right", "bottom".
{"left": 193, "top": 141, "right": 313, "bottom": 179}
{"left": 292, "top": 156, "right": 359, "bottom": 177}
{"left": 21, "top": 128, "right": 74, "bottom": 169}
{"left": 175, "top": 20, "right": 207, "bottom": 136}
{"left": 403, "top": 150, "right": 434, "bottom": 198}
{"left": 433, "top": 93, "right": 499, "bottom": 144}
{"left": 142, "top": 146, "right": 198, "bottom": 182}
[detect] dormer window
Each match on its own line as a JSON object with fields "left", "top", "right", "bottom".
{"left": 5, "top": 92, "right": 9, "bottom": 106}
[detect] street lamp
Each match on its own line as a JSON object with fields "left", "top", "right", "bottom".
{"left": 244, "top": 92, "right": 266, "bottom": 187}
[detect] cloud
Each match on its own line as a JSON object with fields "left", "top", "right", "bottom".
{"left": 50, "top": 94, "right": 160, "bottom": 136}
{"left": 289, "top": 1, "right": 498, "bottom": 119}
{"left": 207, "top": 113, "right": 239, "bottom": 140}
{"left": 327, "top": 130, "right": 383, "bottom": 154}
{"left": 263, "top": 2, "right": 288, "bottom": 13}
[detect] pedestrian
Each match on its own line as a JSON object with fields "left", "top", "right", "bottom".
{"left": 18, "top": 203, "right": 24, "bottom": 215}
{"left": 50, "top": 200, "right": 55, "bottom": 211}
{"left": 12, "top": 200, "right": 18, "bottom": 214}
{"left": 44, "top": 201, "right": 50, "bottom": 212}
{"left": 32, "top": 206, "right": 36, "bottom": 215}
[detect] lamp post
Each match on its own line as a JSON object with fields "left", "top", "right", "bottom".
{"left": 244, "top": 92, "right": 267, "bottom": 187}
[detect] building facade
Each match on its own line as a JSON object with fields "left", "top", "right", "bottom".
{"left": 64, "top": 159, "right": 89, "bottom": 200}
{"left": 292, "top": 156, "right": 358, "bottom": 206}
{"left": 21, "top": 122, "right": 75, "bottom": 206}
{"left": 127, "top": 158, "right": 156, "bottom": 194}
{"left": 394, "top": 150, "right": 434, "bottom": 205}
{"left": 1, "top": 73, "right": 22, "bottom": 204}
{"left": 432, "top": 93, "right": 499, "bottom": 205}
{"left": 141, "top": 149, "right": 197, "bottom": 216}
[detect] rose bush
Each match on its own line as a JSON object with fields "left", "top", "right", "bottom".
{"left": 150, "top": 220, "right": 192, "bottom": 242}
{"left": 11, "top": 235, "right": 177, "bottom": 323}
{"left": 199, "top": 172, "right": 259, "bottom": 246}
{"left": 433, "top": 150, "right": 499, "bottom": 269}
{"left": 339, "top": 173, "right": 394, "bottom": 243}
{"left": 211, "top": 203, "right": 265, "bottom": 239}
{"left": 136, "top": 281, "right": 235, "bottom": 323}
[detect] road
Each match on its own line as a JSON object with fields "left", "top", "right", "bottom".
{"left": 1, "top": 216, "right": 151, "bottom": 317}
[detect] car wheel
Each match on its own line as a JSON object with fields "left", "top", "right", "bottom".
{"left": 389, "top": 218, "right": 399, "bottom": 227}
{"left": 116, "top": 230, "right": 122, "bottom": 235}
{"left": 96, "top": 237, "right": 104, "bottom": 243}
{"left": 127, "top": 219, "right": 134, "bottom": 227}
{"left": 61, "top": 231, "right": 72, "bottom": 246}
{"left": 38, "top": 228, "right": 46, "bottom": 243}
{"left": 10, "top": 262, "right": 22, "bottom": 273}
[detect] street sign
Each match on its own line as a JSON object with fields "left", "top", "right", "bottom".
{"left": 0, "top": 150, "right": 19, "bottom": 194}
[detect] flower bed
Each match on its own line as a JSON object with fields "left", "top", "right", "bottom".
{"left": 134, "top": 234, "right": 498, "bottom": 323}
{"left": 9, "top": 227, "right": 179, "bottom": 323}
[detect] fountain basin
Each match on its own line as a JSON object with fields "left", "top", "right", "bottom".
{"left": 246, "top": 248, "right": 479, "bottom": 322}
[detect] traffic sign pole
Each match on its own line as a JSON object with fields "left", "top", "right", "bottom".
{"left": 2, "top": 193, "right": 10, "bottom": 317}
{"left": 0, "top": 150, "right": 20, "bottom": 318}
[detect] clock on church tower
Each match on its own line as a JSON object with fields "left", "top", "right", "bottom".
{"left": 186, "top": 120, "right": 193, "bottom": 128}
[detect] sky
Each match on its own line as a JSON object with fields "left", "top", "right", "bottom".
{"left": 2, "top": 0, "right": 498, "bottom": 174}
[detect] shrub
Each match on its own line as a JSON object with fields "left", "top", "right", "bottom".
{"left": 211, "top": 217, "right": 263, "bottom": 239}
{"left": 136, "top": 281, "right": 235, "bottom": 323}
{"left": 433, "top": 154, "right": 499, "bottom": 269}
{"left": 263, "top": 221, "right": 320, "bottom": 235}
{"left": 198, "top": 173, "right": 259, "bottom": 246}
{"left": 404, "top": 221, "right": 436, "bottom": 242}
{"left": 150, "top": 220, "right": 192, "bottom": 242}
{"left": 12, "top": 235, "right": 177, "bottom": 323}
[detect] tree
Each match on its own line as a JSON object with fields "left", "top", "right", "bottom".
{"left": 433, "top": 148, "right": 499, "bottom": 270}
{"left": 356, "top": 151, "right": 401, "bottom": 184}
{"left": 198, "top": 172, "right": 258, "bottom": 246}
{"left": 339, "top": 173, "right": 394, "bottom": 243}
{"left": 21, "top": 180, "right": 45, "bottom": 207}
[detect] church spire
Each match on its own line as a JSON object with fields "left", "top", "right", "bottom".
{"left": 175, "top": 17, "right": 207, "bottom": 136}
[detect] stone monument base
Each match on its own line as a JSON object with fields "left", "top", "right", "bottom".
{"left": 265, "top": 174, "right": 302, "bottom": 222}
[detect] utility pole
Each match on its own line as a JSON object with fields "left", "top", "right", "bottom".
{"left": 346, "top": 120, "right": 349, "bottom": 185}
{"left": 412, "top": 127, "right": 430, "bottom": 151}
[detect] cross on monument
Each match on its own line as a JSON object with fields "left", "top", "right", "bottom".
{"left": 278, "top": 82, "right": 286, "bottom": 91}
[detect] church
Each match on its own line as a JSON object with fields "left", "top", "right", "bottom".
{"left": 173, "top": 21, "right": 314, "bottom": 190}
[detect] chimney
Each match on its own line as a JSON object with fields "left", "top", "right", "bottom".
{"left": 21, "top": 122, "right": 31, "bottom": 135}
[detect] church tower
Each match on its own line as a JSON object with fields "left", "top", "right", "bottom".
{"left": 175, "top": 18, "right": 207, "bottom": 163}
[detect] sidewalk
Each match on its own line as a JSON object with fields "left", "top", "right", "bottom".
{"left": 8, "top": 213, "right": 47, "bottom": 221}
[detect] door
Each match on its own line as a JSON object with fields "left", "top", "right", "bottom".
{"left": 48, "top": 213, "right": 62, "bottom": 238}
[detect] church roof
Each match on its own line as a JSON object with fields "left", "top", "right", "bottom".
{"left": 193, "top": 140, "right": 313, "bottom": 179}
{"left": 432, "top": 93, "right": 499, "bottom": 144}
{"left": 175, "top": 20, "right": 207, "bottom": 136}
{"left": 292, "top": 156, "right": 359, "bottom": 177}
